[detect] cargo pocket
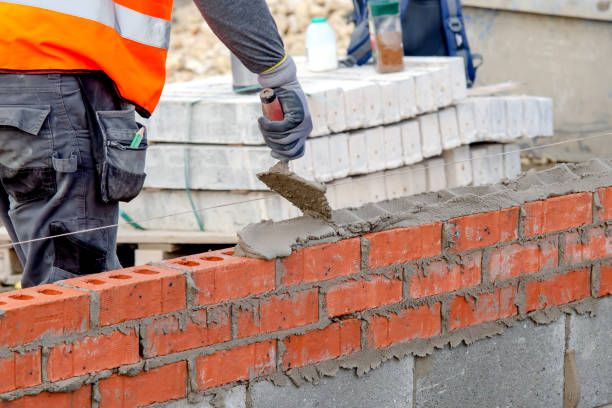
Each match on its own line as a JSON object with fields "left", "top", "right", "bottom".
{"left": 0, "top": 105, "right": 55, "bottom": 203}
{"left": 96, "top": 108, "right": 148, "bottom": 203}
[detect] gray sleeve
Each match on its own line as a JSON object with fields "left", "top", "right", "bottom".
{"left": 191, "top": 0, "right": 286, "bottom": 74}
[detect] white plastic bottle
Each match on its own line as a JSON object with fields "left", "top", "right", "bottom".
{"left": 306, "top": 17, "right": 338, "bottom": 72}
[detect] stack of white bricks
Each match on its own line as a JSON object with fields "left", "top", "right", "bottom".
{"left": 124, "top": 57, "right": 554, "bottom": 232}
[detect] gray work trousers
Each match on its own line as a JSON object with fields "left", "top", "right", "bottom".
{"left": 0, "top": 73, "right": 132, "bottom": 287}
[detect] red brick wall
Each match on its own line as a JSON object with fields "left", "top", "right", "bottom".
{"left": 0, "top": 188, "right": 610, "bottom": 406}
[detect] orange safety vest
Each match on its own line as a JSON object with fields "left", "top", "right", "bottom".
{"left": 0, "top": 0, "right": 173, "bottom": 116}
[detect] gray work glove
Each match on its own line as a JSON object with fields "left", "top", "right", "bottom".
{"left": 258, "top": 56, "right": 313, "bottom": 161}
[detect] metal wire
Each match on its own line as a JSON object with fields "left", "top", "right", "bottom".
{"left": 0, "top": 131, "right": 610, "bottom": 250}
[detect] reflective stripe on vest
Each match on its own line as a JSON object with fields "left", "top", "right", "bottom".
{"left": 7, "top": 0, "right": 171, "bottom": 49}
{"left": 0, "top": 0, "right": 172, "bottom": 115}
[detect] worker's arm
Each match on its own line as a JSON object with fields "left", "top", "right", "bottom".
{"left": 192, "top": 0, "right": 312, "bottom": 161}
{"left": 191, "top": 0, "right": 284, "bottom": 73}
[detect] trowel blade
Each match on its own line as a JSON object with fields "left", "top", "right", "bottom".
{"left": 257, "top": 161, "right": 332, "bottom": 221}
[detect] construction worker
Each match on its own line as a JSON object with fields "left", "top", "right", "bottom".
{"left": 0, "top": 1, "right": 313, "bottom": 288}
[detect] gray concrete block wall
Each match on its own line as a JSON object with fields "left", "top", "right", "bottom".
{"left": 168, "top": 306, "right": 612, "bottom": 408}
{"left": 414, "top": 319, "right": 565, "bottom": 408}
{"left": 569, "top": 297, "right": 612, "bottom": 408}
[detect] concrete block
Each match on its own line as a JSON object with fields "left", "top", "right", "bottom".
{"left": 383, "top": 125, "right": 404, "bottom": 170}
{"left": 293, "top": 140, "right": 316, "bottom": 179}
{"left": 411, "top": 163, "right": 428, "bottom": 195}
{"left": 487, "top": 144, "right": 505, "bottom": 183}
{"left": 348, "top": 130, "right": 369, "bottom": 175}
{"left": 311, "top": 136, "right": 334, "bottom": 183}
{"left": 401, "top": 120, "right": 423, "bottom": 165}
{"left": 456, "top": 101, "right": 478, "bottom": 145}
{"left": 569, "top": 297, "right": 612, "bottom": 408}
{"left": 160, "top": 385, "right": 246, "bottom": 407}
{"left": 418, "top": 113, "right": 443, "bottom": 158}
{"left": 505, "top": 97, "right": 525, "bottom": 140}
{"left": 303, "top": 83, "right": 329, "bottom": 137}
{"left": 361, "top": 83, "right": 385, "bottom": 128}
{"left": 425, "top": 158, "right": 447, "bottom": 192}
{"left": 448, "top": 57, "right": 468, "bottom": 102}
{"left": 148, "top": 96, "right": 196, "bottom": 143}
{"left": 414, "top": 319, "right": 565, "bottom": 408}
{"left": 488, "top": 97, "right": 508, "bottom": 141}
{"left": 325, "top": 182, "right": 340, "bottom": 210}
{"left": 398, "top": 75, "right": 419, "bottom": 120}
{"left": 379, "top": 81, "right": 403, "bottom": 125}
{"left": 329, "top": 133, "right": 351, "bottom": 180}
{"left": 338, "top": 80, "right": 372, "bottom": 131}
{"left": 523, "top": 97, "right": 541, "bottom": 138}
{"left": 324, "top": 86, "right": 347, "bottom": 134}
{"left": 537, "top": 97, "right": 555, "bottom": 137}
{"left": 431, "top": 65, "right": 454, "bottom": 108}
{"left": 503, "top": 144, "right": 522, "bottom": 180}
{"left": 439, "top": 107, "right": 461, "bottom": 150}
{"left": 251, "top": 358, "right": 414, "bottom": 408}
{"left": 365, "top": 127, "right": 386, "bottom": 173}
{"left": 471, "top": 144, "right": 491, "bottom": 186}
{"left": 414, "top": 70, "right": 436, "bottom": 114}
{"left": 443, "top": 145, "right": 473, "bottom": 188}
{"left": 472, "top": 97, "right": 492, "bottom": 141}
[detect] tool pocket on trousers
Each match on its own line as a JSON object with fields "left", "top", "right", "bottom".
{"left": 96, "top": 108, "right": 147, "bottom": 203}
{"left": 0, "top": 105, "right": 56, "bottom": 203}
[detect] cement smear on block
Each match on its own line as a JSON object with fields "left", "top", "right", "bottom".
{"left": 237, "top": 159, "right": 612, "bottom": 260}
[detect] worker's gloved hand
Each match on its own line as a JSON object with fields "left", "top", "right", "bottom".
{"left": 258, "top": 56, "right": 312, "bottom": 161}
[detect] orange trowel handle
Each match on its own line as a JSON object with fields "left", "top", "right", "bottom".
{"left": 260, "top": 88, "right": 285, "bottom": 121}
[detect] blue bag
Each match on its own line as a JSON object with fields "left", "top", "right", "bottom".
{"left": 346, "top": 0, "right": 480, "bottom": 86}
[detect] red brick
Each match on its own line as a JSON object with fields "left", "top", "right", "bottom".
{"left": 144, "top": 308, "right": 232, "bottom": 357}
{"left": 600, "top": 264, "right": 612, "bottom": 297}
{"left": 525, "top": 269, "right": 591, "bottom": 312}
{"left": 448, "top": 286, "right": 518, "bottom": 330}
{"left": 489, "top": 239, "right": 558, "bottom": 282}
{"left": 0, "top": 386, "right": 91, "bottom": 408}
{"left": 166, "top": 251, "right": 275, "bottom": 306}
{"left": 564, "top": 229, "right": 611, "bottom": 265}
{"left": 64, "top": 265, "right": 185, "bottom": 326}
{"left": 196, "top": 340, "right": 276, "bottom": 390}
{"left": 597, "top": 187, "right": 612, "bottom": 221}
{"left": 99, "top": 362, "right": 187, "bottom": 408}
{"left": 236, "top": 290, "right": 318, "bottom": 337}
{"left": 326, "top": 276, "right": 403, "bottom": 317}
{"left": 523, "top": 193, "right": 593, "bottom": 237}
{"left": 0, "top": 350, "right": 41, "bottom": 394}
{"left": 282, "top": 320, "right": 361, "bottom": 369}
{"left": 366, "top": 223, "right": 442, "bottom": 269}
{"left": 446, "top": 208, "right": 519, "bottom": 252}
{"left": 281, "top": 239, "right": 361, "bottom": 286}
{"left": 0, "top": 285, "right": 89, "bottom": 348}
{"left": 47, "top": 329, "right": 140, "bottom": 381}
{"left": 410, "top": 252, "right": 482, "bottom": 299}
{"left": 367, "top": 304, "right": 441, "bottom": 348}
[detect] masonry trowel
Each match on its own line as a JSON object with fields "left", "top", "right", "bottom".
{"left": 257, "top": 89, "right": 332, "bottom": 221}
